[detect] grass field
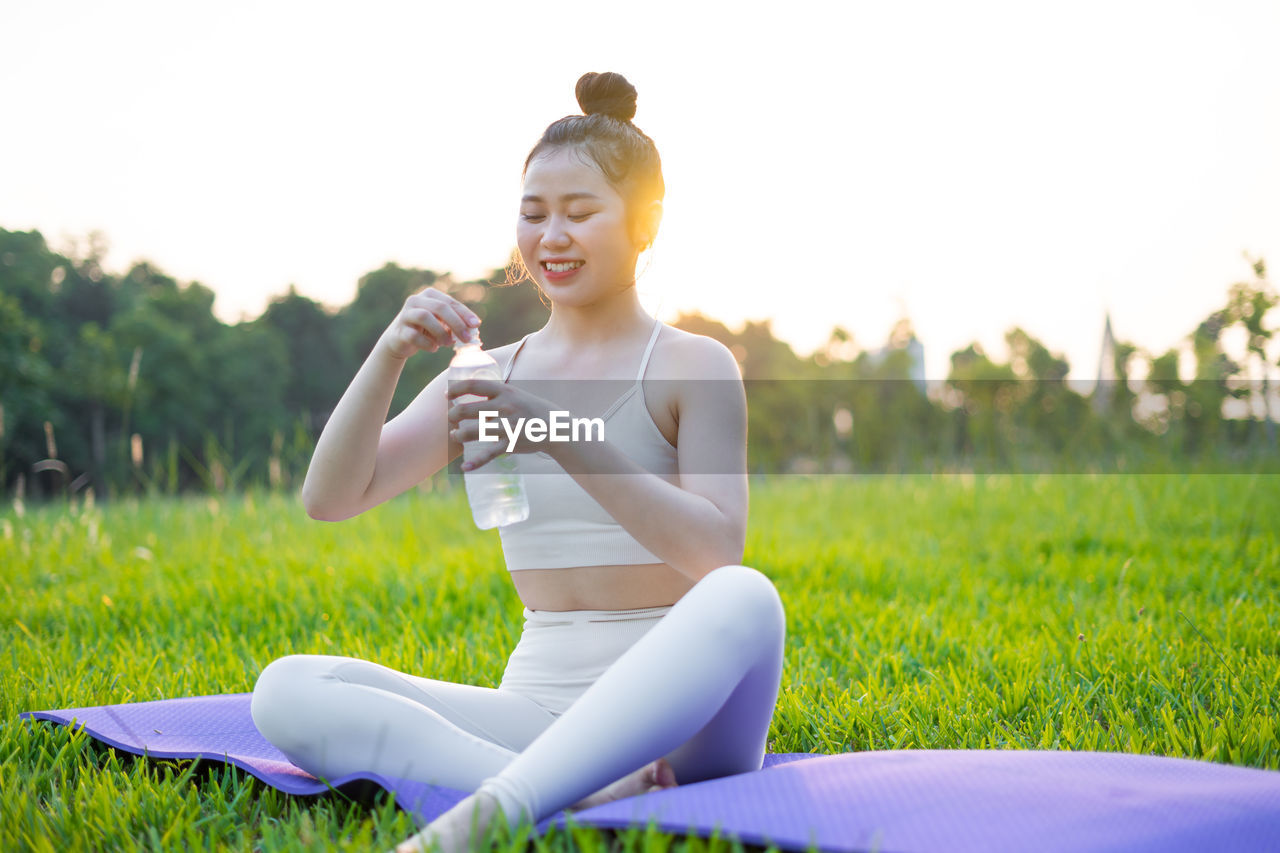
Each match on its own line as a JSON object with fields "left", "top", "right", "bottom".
{"left": 3, "top": 475, "right": 1278, "bottom": 851}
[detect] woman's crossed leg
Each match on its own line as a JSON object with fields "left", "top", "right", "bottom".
{"left": 250, "top": 654, "right": 557, "bottom": 789}
{"left": 251, "top": 564, "right": 785, "bottom": 852}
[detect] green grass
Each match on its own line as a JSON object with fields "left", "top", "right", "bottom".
{"left": 3, "top": 475, "right": 1278, "bottom": 851}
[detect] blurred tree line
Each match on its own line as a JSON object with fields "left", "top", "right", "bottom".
{"left": 1, "top": 227, "right": 1276, "bottom": 501}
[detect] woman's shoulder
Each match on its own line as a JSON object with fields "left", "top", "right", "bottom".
{"left": 650, "top": 324, "right": 742, "bottom": 381}
{"left": 483, "top": 337, "right": 529, "bottom": 373}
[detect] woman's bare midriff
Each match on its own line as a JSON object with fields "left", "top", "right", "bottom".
{"left": 510, "top": 562, "right": 697, "bottom": 612}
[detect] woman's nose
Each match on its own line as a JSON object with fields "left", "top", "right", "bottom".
{"left": 541, "top": 216, "right": 571, "bottom": 249}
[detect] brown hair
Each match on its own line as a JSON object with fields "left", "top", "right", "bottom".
{"left": 507, "top": 72, "right": 664, "bottom": 288}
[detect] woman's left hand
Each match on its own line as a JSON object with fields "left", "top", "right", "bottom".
{"left": 447, "top": 378, "right": 561, "bottom": 470}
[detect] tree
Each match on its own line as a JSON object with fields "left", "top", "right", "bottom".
{"left": 0, "top": 291, "right": 55, "bottom": 490}
{"left": 1187, "top": 308, "right": 1241, "bottom": 453}
{"left": 1004, "top": 328, "right": 1087, "bottom": 459}
{"left": 0, "top": 229, "right": 63, "bottom": 321}
{"left": 259, "top": 287, "right": 345, "bottom": 430}
{"left": 1143, "top": 348, "right": 1185, "bottom": 443}
{"left": 1226, "top": 255, "right": 1276, "bottom": 444}
{"left": 946, "top": 343, "right": 1018, "bottom": 464}
{"left": 61, "top": 322, "right": 129, "bottom": 495}
{"left": 843, "top": 322, "right": 939, "bottom": 472}
{"left": 108, "top": 304, "right": 211, "bottom": 471}
{"left": 208, "top": 321, "right": 290, "bottom": 487}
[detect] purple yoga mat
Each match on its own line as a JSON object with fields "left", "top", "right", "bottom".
{"left": 18, "top": 694, "right": 811, "bottom": 833}
{"left": 21, "top": 693, "right": 1280, "bottom": 852}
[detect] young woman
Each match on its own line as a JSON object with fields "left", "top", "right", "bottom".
{"left": 249, "top": 72, "right": 786, "bottom": 853}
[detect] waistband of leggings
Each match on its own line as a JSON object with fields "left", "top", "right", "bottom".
{"left": 520, "top": 604, "right": 673, "bottom": 626}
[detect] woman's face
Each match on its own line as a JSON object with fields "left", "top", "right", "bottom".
{"left": 517, "top": 146, "right": 640, "bottom": 307}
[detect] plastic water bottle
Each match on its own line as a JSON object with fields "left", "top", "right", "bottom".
{"left": 449, "top": 331, "right": 530, "bottom": 529}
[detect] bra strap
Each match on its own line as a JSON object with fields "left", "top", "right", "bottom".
{"left": 635, "top": 318, "right": 663, "bottom": 382}
{"left": 501, "top": 333, "right": 535, "bottom": 381}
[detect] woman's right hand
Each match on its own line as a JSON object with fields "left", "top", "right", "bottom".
{"left": 379, "top": 288, "right": 482, "bottom": 360}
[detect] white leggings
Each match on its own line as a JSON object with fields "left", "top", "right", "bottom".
{"left": 250, "top": 564, "right": 785, "bottom": 824}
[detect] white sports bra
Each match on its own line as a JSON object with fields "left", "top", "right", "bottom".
{"left": 496, "top": 319, "right": 679, "bottom": 571}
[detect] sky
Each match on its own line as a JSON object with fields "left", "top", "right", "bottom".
{"left": 3, "top": 0, "right": 1278, "bottom": 379}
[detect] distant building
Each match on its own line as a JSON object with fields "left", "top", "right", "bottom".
{"left": 867, "top": 335, "right": 926, "bottom": 392}
{"left": 1094, "top": 313, "right": 1116, "bottom": 413}
{"left": 905, "top": 336, "right": 925, "bottom": 390}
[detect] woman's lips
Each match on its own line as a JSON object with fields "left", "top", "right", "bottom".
{"left": 542, "top": 260, "right": 584, "bottom": 283}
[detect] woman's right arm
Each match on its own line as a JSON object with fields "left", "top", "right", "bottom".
{"left": 301, "top": 289, "right": 480, "bottom": 521}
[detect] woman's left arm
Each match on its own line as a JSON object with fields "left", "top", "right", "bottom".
{"left": 448, "top": 335, "right": 747, "bottom": 582}
{"left": 545, "top": 335, "right": 748, "bottom": 582}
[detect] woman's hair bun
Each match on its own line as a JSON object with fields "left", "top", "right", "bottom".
{"left": 575, "top": 72, "right": 638, "bottom": 122}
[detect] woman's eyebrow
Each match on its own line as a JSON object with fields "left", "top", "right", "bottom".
{"left": 520, "top": 192, "right": 602, "bottom": 203}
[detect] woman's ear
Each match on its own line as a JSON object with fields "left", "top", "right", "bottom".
{"left": 633, "top": 200, "right": 663, "bottom": 250}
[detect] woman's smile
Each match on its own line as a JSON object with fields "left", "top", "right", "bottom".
{"left": 542, "top": 258, "right": 586, "bottom": 282}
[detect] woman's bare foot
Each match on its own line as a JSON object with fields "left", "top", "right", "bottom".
{"left": 394, "top": 791, "right": 502, "bottom": 853}
{"left": 569, "top": 758, "right": 678, "bottom": 812}
{"left": 392, "top": 760, "right": 677, "bottom": 851}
